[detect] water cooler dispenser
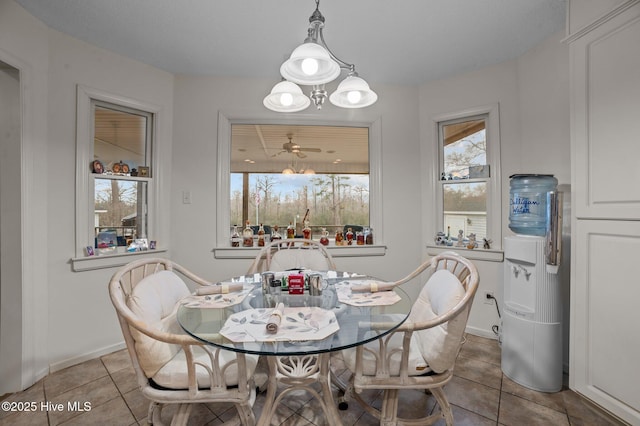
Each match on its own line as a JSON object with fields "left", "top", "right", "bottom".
{"left": 502, "top": 175, "right": 563, "bottom": 392}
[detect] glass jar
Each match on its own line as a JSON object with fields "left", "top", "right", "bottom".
{"left": 271, "top": 225, "right": 282, "bottom": 241}
{"left": 346, "top": 228, "right": 354, "bottom": 245}
{"left": 286, "top": 222, "right": 295, "bottom": 239}
{"left": 356, "top": 230, "right": 365, "bottom": 245}
{"left": 319, "top": 227, "right": 329, "bottom": 246}
{"left": 257, "top": 223, "right": 266, "bottom": 247}
{"left": 365, "top": 227, "right": 374, "bottom": 245}
{"left": 302, "top": 220, "right": 312, "bottom": 244}
{"left": 230, "top": 225, "right": 241, "bottom": 247}
{"left": 335, "top": 230, "right": 344, "bottom": 246}
{"left": 242, "top": 220, "right": 254, "bottom": 247}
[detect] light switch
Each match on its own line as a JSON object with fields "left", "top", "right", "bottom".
{"left": 182, "top": 190, "right": 192, "bottom": 204}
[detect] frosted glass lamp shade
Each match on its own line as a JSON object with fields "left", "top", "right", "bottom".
{"left": 280, "top": 42, "right": 341, "bottom": 85}
{"left": 263, "top": 81, "right": 310, "bottom": 112}
{"left": 329, "top": 75, "right": 378, "bottom": 108}
{"left": 281, "top": 167, "right": 295, "bottom": 175}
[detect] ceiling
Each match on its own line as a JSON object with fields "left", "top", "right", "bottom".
{"left": 14, "top": 0, "right": 566, "bottom": 86}
{"left": 16, "top": 0, "right": 566, "bottom": 173}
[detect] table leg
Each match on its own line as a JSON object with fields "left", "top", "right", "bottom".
{"left": 256, "top": 354, "right": 344, "bottom": 426}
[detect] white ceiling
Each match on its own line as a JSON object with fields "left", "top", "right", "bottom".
{"left": 15, "top": 0, "right": 566, "bottom": 173}
{"left": 14, "top": 0, "right": 566, "bottom": 86}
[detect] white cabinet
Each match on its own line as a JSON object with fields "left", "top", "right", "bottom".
{"left": 571, "top": 220, "right": 640, "bottom": 423}
{"left": 568, "top": 1, "right": 640, "bottom": 423}
{"left": 570, "top": 0, "right": 640, "bottom": 220}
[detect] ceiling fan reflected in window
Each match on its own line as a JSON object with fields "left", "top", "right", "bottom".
{"left": 273, "top": 135, "right": 322, "bottom": 159}
{"left": 277, "top": 135, "right": 318, "bottom": 174}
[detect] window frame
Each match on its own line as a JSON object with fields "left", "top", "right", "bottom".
{"left": 215, "top": 111, "right": 384, "bottom": 256}
{"left": 73, "top": 85, "right": 164, "bottom": 270}
{"left": 432, "top": 103, "right": 502, "bottom": 251}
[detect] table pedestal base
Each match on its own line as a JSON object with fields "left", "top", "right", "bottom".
{"left": 258, "top": 353, "right": 343, "bottom": 426}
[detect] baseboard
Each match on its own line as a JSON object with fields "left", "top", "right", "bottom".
{"left": 49, "top": 341, "right": 126, "bottom": 373}
{"left": 465, "top": 326, "right": 498, "bottom": 340}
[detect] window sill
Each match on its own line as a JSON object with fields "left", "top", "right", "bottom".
{"left": 213, "top": 245, "right": 387, "bottom": 260}
{"left": 71, "top": 248, "right": 168, "bottom": 272}
{"left": 426, "top": 245, "right": 503, "bottom": 262}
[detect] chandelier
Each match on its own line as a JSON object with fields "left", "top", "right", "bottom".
{"left": 263, "top": 0, "right": 377, "bottom": 112}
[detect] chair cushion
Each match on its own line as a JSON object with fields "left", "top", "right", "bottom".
{"left": 340, "top": 314, "right": 431, "bottom": 377}
{"left": 270, "top": 249, "right": 330, "bottom": 272}
{"left": 127, "top": 270, "right": 191, "bottom": 377}
{"left": 410, "top": 269, "right": 466, "bottom": 373}
{"left": 152, "top": 347, "right": 259, "bottom": 390}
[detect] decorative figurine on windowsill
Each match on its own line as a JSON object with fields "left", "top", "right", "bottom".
{"left": 434, "top": 231, "right": 447, "bottom": 246}
{"left": 456, "top": 229, "right": 465, "bottom": 247}
{"left": 483, "top": 238, "right": 493, "bottom": 249}
{"left": 467, "top": 233, "right": 478, "bottom": 249}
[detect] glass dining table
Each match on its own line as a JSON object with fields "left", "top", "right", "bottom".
{"left": 177, "top": 270, "right": 412, "bottom": 426}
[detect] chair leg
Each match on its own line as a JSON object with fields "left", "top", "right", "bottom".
{"left": 430, "top": 387, "right": 454, "bottom": 426}
{"left": 148, "top": 401, "right": 163, "bottom": 425}
{"left": 170, "top": 403, "right": 193, "bottom": 426}
{"left": 235, "top": 401, "right": 257, "bottom": 426}
{"left": 380, "top": 389, "right": 400, "bottom": 426}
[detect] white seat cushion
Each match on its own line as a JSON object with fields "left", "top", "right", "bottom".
{"left": 410, "top": 269, "right": 466, "bottom": 373}
{"left": 127, "top": 270, "right": 191, "bottom": 377}
{"left": 340, "top": 314, "right": 431, "bottom": 377}
{"left": 152, "top": 346, "right": 259, "bottom": 390}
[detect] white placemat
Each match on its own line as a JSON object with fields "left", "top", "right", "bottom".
{"left": 181, "top": 288, "right": 252, "bottom": 309}
{"left": 334, "top": 280, "right": 401, "bottom": 306}
{"left": 219, "top": 307, "right": 339, "bottom": 343}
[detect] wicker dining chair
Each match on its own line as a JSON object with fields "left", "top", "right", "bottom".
{"left": 338, "top": 251, "right": 480, "bottom": 425}
{"left": 246, "top": 238, "right": 336, "bottom": 274}
{"left": 109, "top": 257, "right": 259, "bottom": 425}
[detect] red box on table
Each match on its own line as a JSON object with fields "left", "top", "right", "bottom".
{"left": 287, "top": 274, "right": 305, "bottom": 294}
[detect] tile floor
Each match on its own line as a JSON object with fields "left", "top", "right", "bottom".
{"left": 0, "top": 334, "right": 627, "bottom": 425}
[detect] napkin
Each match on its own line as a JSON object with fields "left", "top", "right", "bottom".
{"left": 350, "top": 281, "right": 395, "bottom": 293}
{"left": 266, "top": 302, "right": 285, "bottom": 334}
{"left": 195, "top": 283, "right": 244, "bottom": 296}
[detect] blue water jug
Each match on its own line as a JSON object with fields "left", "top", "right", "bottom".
{"left": 509, "top": 174, "right": 558, "bottom": 236}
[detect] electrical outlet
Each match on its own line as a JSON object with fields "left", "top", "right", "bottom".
{"left": 484, "top": 292, "right": 494, "bottom": 304}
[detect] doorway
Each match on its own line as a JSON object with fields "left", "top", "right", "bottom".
{"left": 0, "top": 59, "right": 22, "bottom": 395}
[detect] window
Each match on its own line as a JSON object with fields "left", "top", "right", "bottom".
{"left": 74, "top": 86, "right": 160, "bottom": 266}
{"left": 215, "top": 112, "right": 383, "bottom": 252}
{"left": 434, "top": 104, "right": 502, "bottom": 249}
{"left": 230, "top": 124, "right": 369, "bottom": 240}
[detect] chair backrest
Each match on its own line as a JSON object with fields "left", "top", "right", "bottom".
{"left": 108, "top": 258, "right": 212, "bottom": 385}
{"left": 406, "top": 252, "right": 479, "bottom": 373}
{"left": 246, "top": 239, "right": 336, "bottom": 274}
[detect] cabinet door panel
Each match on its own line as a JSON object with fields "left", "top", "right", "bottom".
{"left": 571, "top": 220, "right": 640, "bottom": 424}
{"left": 572, "top": 3, "right": 640, "bottom": 219}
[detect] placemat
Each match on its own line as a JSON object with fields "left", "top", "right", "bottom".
{"left": 181, "top": 288, "right": 251, "bottom": 309}
{"left": 219, "top": 307, "right": 339, "bottom": 343}
{"left": 335, "top": 280, "right": 401, "bottom": 306}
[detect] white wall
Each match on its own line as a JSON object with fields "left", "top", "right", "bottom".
{"left": 43, "top": 30, "right": 174, "bottom": 368}
{"left": 418, "top": 31, "right": 570, "bottom": 338}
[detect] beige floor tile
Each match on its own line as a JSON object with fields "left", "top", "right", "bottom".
{"left": 100, "top": 349, "right": 132, "bottom": 374}
{"left": 445, "top": 376, "right": 501, "bottom": 421}
{"left": 43, "top": 359, "right": 108, "bottom": 398}
{"left": 455, "top": 355, "right": 503, "bottom": 390}
{"left": 56, "top": 397, "right": 135, "bottom": 426}
{"left": 500, "top": 374, "right": 566, "bottom": 413}
{"left": 0, "top": 381, "right": 45, "bottom": 421}
{"left": 110, "top": 365, "right": 138, "bottom": 394}
{"left": 562, "top": 390, "right": 628, "bottom": 426}
{"left": 434, "top": 405, "right": 498, "bottom": 426}
{"left": 122, "top": 388, "right": 149, "bottom": 422}
{"left": 498, "top": 392, "right": 569, "bottom": 426}
{"left": 459, "top": 337, "right": 501, "bottom": 367}
{"left": 47, "top": 375, "right": 120, "bottom": 425}
{"left": 0, "top": 408, "right": 49, "bottom": 426}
